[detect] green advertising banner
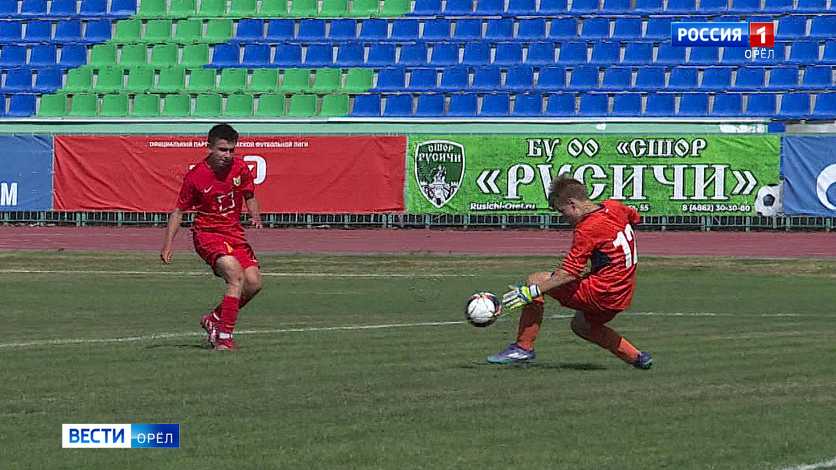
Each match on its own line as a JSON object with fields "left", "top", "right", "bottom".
{"left": 406, "top": 135, "right": 781, "bottom": 216}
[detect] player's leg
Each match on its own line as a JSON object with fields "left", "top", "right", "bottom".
{"left": 486, "top": 271, "right": 550, "bottom": 364}
{"left": 570, "top": 311, "right": 652, "bottom": 369}
{"left": 211, "top": 255, "right": 245, "bottom": 350}
{"left": 240, "top": 266, "right": 263, "bottom": 309}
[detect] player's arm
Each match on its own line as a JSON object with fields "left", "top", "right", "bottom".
{"left": 160, "top": 208, "right": 183, "bottom": 264}
{"left": 244, "top": 192, "right": 262, "bottom": 228}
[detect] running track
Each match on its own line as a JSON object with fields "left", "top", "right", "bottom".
{"left": 1, "top": 227, "right": 834, "bottom": 257}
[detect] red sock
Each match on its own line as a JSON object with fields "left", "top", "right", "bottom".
{"left": 213, "top": 296, "right": 248, "bottom": 316}
{"left": 218, "top": 295, "right": 240, "bottom": 333}
{"left": 516, "top": 300, "right": 545, "bottom": 351}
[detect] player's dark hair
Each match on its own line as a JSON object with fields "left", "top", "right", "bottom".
{"left": 208, "top": 123, "right": 239, "bottom": 145}
{"left": 548, "top": 175, "right": 589, "bottom": 209}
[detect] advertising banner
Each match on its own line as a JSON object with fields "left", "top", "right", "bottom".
{"left": 54, "top": 135, "right": 406, "bottom": 213}
{"left": 405, "top": 135, "right": 781, "bottom": 216}
{"left": 782, "top": 136, "right": 836, "bottom": 217}
{"left": 0, "top": 135, "right": 53, "bottom": 211}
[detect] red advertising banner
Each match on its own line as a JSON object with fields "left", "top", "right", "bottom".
{"left": 54, "top": 135, "right": 406, "bottom": 213}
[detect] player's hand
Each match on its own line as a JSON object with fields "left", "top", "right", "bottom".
{"left": 160, "top": 245, "right": 173, "bottom": 264}
{"left": 502, "top": 283, "right": 541, "bottom": 309}
{"left": 251, "top": 217, "right": 263, "bottom": 229}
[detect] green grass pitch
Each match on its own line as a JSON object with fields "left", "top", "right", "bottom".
{"left": 1, "top": 252, "right": 835, "bottom": 469}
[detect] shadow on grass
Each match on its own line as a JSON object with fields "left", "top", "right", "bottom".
{"left": 458, "top": 361, "right": 607, "bottom": 371}
{"left": 145, "top": 343, "right": 209, "bottom": 350}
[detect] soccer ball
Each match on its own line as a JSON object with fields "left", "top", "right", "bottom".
{"left": 755, "top": 183, "right": 783, "bottom": 216}
{"left": 465, "top": 292, "right": 501, "bottom": 327}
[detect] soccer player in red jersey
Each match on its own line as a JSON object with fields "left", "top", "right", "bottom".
{"left": 160, "top": 124, "right": 263, "bottom": 351}
{"left": 488, "top": 176, "right": 652, "bottom": 369}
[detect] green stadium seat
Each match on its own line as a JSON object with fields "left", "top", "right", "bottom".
{"left": 248, "top": 68, "right": 279, "bottom": 93}
{"left": 380, "top": 0, "right": 410, "bottom": 16}
{"left": 319, "top": 93, "right": 349, "bottom": 116}
{"left": 162, "top": 94, "right": 191, "bottom": 116}
{"left": 174, "top": 20, "right": 202, "bottom": 43}
{"left": 186, "top": 68, "right": 217, "bottom": 92}
{"left": 126, "top": 66, "right": 155, "bottom": 92}
{"left": 168, "top": 0, "right": 197, "bottom": 16}
{"left": 224, "top": 94, "right": 254, "bottom": 117}
{"left": 350, "top": 0, "right": 380, "bottom": 16}
{"left": 120, "top": 44, "right": 148, "bottom": 66}
{"left": 114, "top": 19, "right": 142, "bottom": 42}
{"left": 229, "top": 0, "right": 258, "bottom": 16}
{"left": 280, "top": 69, "right": 311, "bottom": 93}
{"left": 37, "top": 94, "right": 68, "bottom": 117}
{"left": 100, "top": 94, "right": 129, "bottom": 117}
{"left": 65, "top": 68, "right": 93, "bottom": 93}
{"left": 94, "top": 67, "right": 124, "bottom": 93}
{"left": 311, "top": 68, "right": 341, "bottom": 93}
{"left": 259, "top": 0, "right": 288, "bottom": 15}
{"left": 287, "top": 94, "right": 317, "bottom": 116}
{"left": 204, "top": 19, "right": 233, "bottom": 42}
{"left": 181, "top": 44, "right": 210, "bottom": 67}
{"left": 290, "top": 0, "right": 318, "bottom": 16}
{"left": 342, "top": 68, "right": 373, "bottom": 92}
{"left": 255, "top": 93, "right": 286, "bottom": 116}
{"left": 90, "top": 44, "right": 117, "bottom": 66}
{"left": 68, "top": 94, "right": 98, "bottom": 117}
{"left": 156, "top": 66, "right": 187, "bottom": 92}
{"left": 138, "top": 0, "right": 166, "bottom": 17}
{"left": 193, "top": 93, "right": 222, "bottom": 116}
{"left": 144, "top": 20, "right": 173, "bottom": 42}
{"left": 321, "top": 0, "right": 348, "bottom": 16}
{"left": 131, "top": 94, "right": 162, "bottom": 117}
{"left": 197, "top": 0, "right": 226, "bottom": 16}
{"left": 151, "top": 44, "right": 179, "bottom": 67}
{"left": 219, "top": 68, "right": 247, "bottom": 93}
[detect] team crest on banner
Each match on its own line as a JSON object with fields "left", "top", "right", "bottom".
{"left": 414, "top": 140, "right": 465, "bottom": 208}
{"left": 232, "top": 176, "right": 241, "bottom": 186}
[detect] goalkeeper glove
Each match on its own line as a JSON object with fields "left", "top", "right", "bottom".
{"left": 502, "top": 283, "right": 542, "bottom": 309}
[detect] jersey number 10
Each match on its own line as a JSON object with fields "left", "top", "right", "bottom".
{"left": 612, "top": 224, "right": 638, "bottom": 268}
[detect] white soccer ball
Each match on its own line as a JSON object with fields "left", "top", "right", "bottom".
{"left": 465, "top": 292, "right": 501, "bottom": 328}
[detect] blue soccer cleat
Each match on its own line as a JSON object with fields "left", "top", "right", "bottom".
{"left": 633, "top": 351, "right": 653, "bottom": 370}
{"left": 487, "top": 343, "right": 536, "bottom": 365}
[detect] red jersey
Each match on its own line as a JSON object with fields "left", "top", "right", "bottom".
{"left": 560, "top": 199, "right": 640, "bottom": 311}
{"left": 176, "top": 157, "right": 255, "bottom": 240}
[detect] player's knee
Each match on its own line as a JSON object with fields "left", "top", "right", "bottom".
{"left": 246, "top": 274, "right": 263, "bottom": 296}
{"left": 570, "top": 312, "right": 591, "bottom": 338}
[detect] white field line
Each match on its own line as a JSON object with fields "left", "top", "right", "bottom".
{"left": 0, "top": 311, "right": 816, "bottom": 351}
{"left": 0, "top": 269, "right": 476, "bottom": 278}
{"left": 779, "top": 457, "right": 836, "bottom": 470}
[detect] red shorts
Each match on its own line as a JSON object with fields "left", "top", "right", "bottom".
{"left": 193, "top": 231, "right": 259, "bottom": 272}
{"left": 547, "top": 278, "right": 620, "bottom": 325}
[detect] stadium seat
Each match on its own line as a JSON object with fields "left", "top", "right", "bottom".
{"left": 730, "top": 0, "right": 761, "bottom": 10}
{"left": 246, "top": 68, "right": 279, "bottom": 93}
{"left": 0, "top": 22, "right": 22, "bottom": 42}
{"left": 800, "top": 66, "right": 832, "bottom": 89}
{"left": 94, "top": 67, "right": 125, "bottom": 93}
{"left": 601, "top": 67, "right": 631, "bottom": 90}
{"left": 549, "top": 18, "right": 577, "bottom": 39}
{"left": 68, "top": 93, "right": 98, "bottom": 117}
{"left": 423, "top": 20, "right": 451, "bottom": 41}
{"left": 644, "top": 94, "right": 675, "bottom": 116}
{"left": 161, "top": 94, "right": 191, "bottom": 117}
{"left": 255, "top": 94, "right": 285, "bottom": 117}
{"left": 581, "top": 18, "right": 610, "bottom": 39}
{"left": 539, "top": 0, "right": 569, "bottom": 14}
{"left": 312, "top": 68, "right": 341, "bottom": 93}
{"left": 178, "top": 44, "right": 207, "bottom": 67}
{"left": 367, "top": 44, "right": 397, "bottom": 66}
{"left": 558, "top": 42, "right": 588, "bottom": 64}
{"left": 0, "top": 46, "right": 27, "bottom": 67}
{"left": 399, "top": 43, "right": 428, "bottom": 66}
{"left": 472, "top": 67, "right": 501, "bottom": 91}
{"left": 298, "top": 20, "right": 327, "bottom": 40}
{"left": 2, "top": 69, "right": 33, "bottom": 93}
{"left": 236, "top": 19, "right": 264, "bottom": 42}
{"left": 612, "top": 18, "right": 642, "bottom": 39}
{"left": 391, "top": 20, "right": 419, "bottom": 40}
{"left": 712, "top": 93, "right": 743, "bottom": 115}
{"left": 193, "top": 94, "right": 222, "bottom": 117}
{"left": 64, "top": 68, "right": 93, "bottom": 92}
{"left": 475, "top": 0, "right": 504, "bottom": 14}
{"left": 223, "top": 94, "right": 254, "bottom": 117}
{"left": 375, "top": 68, "right": 406, "bottom": 91}
{"left": 29, "top": 45, "right": 58, "bottom": 67}
{"left": 590, "top": 42, "right": 619, "bottom": 64}
{"left": 512, "top": 93, "right": 543, "bottom": 116}
{"left": 656, "top": 44, "right": 686, "bottom": 65}
{"left": 280, "top": 69, "right": 312, "bottom": 93}
{"left": 545, "top": 93, "right": 575, "bottom": 116}
{"left": 100, "top": 94, "right": 129, "bottom": 117}
{"left": 455, "top": 19, "right": 483, "bottom": 40}
{"left": 168, "top": 0, "right": 197, "bottom": 16}
{"left": 747, "top": 93, "right": 777, "bottom": 116}
{"left": 506, "top": 65, "right": 534, "bottom": 91}
{"left": 120, "top": 44, "right": 148, "bottom": 66}
{"left": 762, "top": 0, "right": 792, "bottom": 11}
{"left": 678, "top": 93, "right": 709, "bottom": 115}
{"left": 570, "top": 0, "right": 599, "bottom": 13}
{"left": 527, "top": 42, "right": 556, "bottom": 65}
{"left": 462, "top": 43, "right": 490, "bottom": 65}
{"left": 351, "top": 94, "right": 382, "bottom": 116}
{"left": 111, "top": 0, "right": 137, "bottom": 15}
{"left": 219, "top": 68, "right": 247, "bottom": 93}
{"left": 32, "top": 68, "right": 62, "bottom": 92}
{"left": 37, "top": 93, "right": 68, "bottom": 117}
{"left": 700, "top": 68, "right": 733, "bottom": 90}
{"left": 204, "top": 19, "right": 233, "bottom": 42}
{"left": 148, "top": 44, "right": 176, "bottom": 67}
{"left": 186, "top": 68, "right": 217, "bottom": 93}
{"left": 699, "top": 0, "right": 728, "bottom": 12}
{"left": 635, "top": 67, "right": 665, "bottom": 90}
{"left": 406, "top": 68, "right": 437, "bottom": 91}
{"left": 439, "top": 66, "right": 470, "bottom": 91}
{"left": 266, "top": 20, "right": 295, "bottom": 41}
{"left": 412, "top": 0, "right": 443, "bottom": 15}
{"left": 578, "top": 94, "right": 608, "bottom": 116}
{"left": 602, "top": 0, "right": 630, "bottom": 12}
{"left": 518, "top": 19, "right": 547, "bottom": 40}
{"left": 330, "top": 19, "right": 358, "bottom": 40}
{"left": 537, "top": 66, "right": 566, "bottom": 90}
{"left": 343, "top": 68, "right": 373, "bottom": 92}
{"left": 480, "top": 94, "right": 510, "bottom": 116}
{"left": 567, "top": 66, "right": 598, "bottom": 89}
{"left": 319, "top": 94, "right": 349, "bottom": 117}
{"left": 23, "top": 21, "right": 52, "bottom": 43}
{"left": 274, "top": 44, "right": 303, "bottom": 67}
{"left": 668, "top": 67, "right": 698, "bottom": 90}
{"left": 494, "top": 43, "right": 523, "bottom": 66}
{"left": 447, "top": 94, "right": 478, "bottom": 116}
{"left": 507, "top": 0, "right": 537, "bottom": 15}
{"left": 809, "top": 17, "right": 836, "bottom": 39}
{"left": 242, "top": 44, "right": 271, "bottom": 67}
{"left": 144, "top": 19, "right": 173, "bottom": 43}
{"left": 114, "top": 19, "right": 141, "bottom": 42}
{"left": 611, "top": 93, "right": 642, "bottom": 116}
{"left": 230, "top": 0, "right": 258, "bottom": 16}
{"left": 259, "top": 0, "right": 288, "bottom": 16}
{"left": 211, "top": 44, "right": 240, "bottom": 67}
{"left": 350, "top": 0, "right": 380, "bottom": 16}
{"left": 430, "top": 43, "right": 459, "bottom": 65}
{"left": 154, "top": 66, "right": 185, "bottom": 93}
{"left": 812, "top": 94, "right": 836, "bottom": 119}
{"left": 383, "top": 94, "right": 413, "bottom": 116}
{"left": 779, "top": 93, "right": 811, "bottom": 118}
{"left": 777, "top": 16, "right": 808, "bottom": 40}
{"left": 645, "top": 18, "right": 672, "bottom": 40}
{"left": 689, "top": 47, "right": 720, "bottom": 65}
{"left": 51, "top": 0, "right": 79, "bottom": 16}
{"left": 380, "top": 0, "right": 411, "bottom": 16}
{"left": 635, "top": 0, "right": 663, "bottom": 11}
{"left": 359, "top": 19, "right": 388, "bottom": 40}
{"left": 823, "top": 41, "right": 836, "bottom": 64}
{"left": 8, "top": 94, "right": 36, "bottom": 117}
{"left": 666, "top": 0, "right": 696, "bottom": 12}
{"left": 58, "top": 45, "right": 87, "bottom": 68}
{"left": 21, "top": 0, "right": 48, "bottom": 16}
{"left": 768, "top": 67, "right": 800, "bottom": 89}
{"left": 415, "top": 94, "right": 444, "bottom": 116}
{"left": 734, "top": 67, "right": 766, "bottom": 90}
{"left": 336, "top": 43, "right": 364, "bottom": 66}
{"left": 795, "top": 0, "right": 827, "bottom": 11}
{"left": 126, "top": 66, "right": 154, "bottom": 92}
{"left": 445, "top": 0, "right": 473, "bottom": 14}
{"left": 197, "top": 0, "right": 226, "bottom": 16}
{"left": 787, "top": 42, "right": 819, "bottom": 64}
{"left": 622, "top": 43, "right": 653, "bottom": 65}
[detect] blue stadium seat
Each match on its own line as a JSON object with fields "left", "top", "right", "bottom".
{"left": 611, "top": 93, "right": 642, "bottom": 116}
{"left": 762, "top": 0, "right": 792, "bottom": 11}
{"left": 415, "top": 94, "right": 444, "bottom": 116}
{"left": 58, "top": 44, "right": 87, "bottom": 67}
{"left": 21, "top": 0, "right": 48, "bottom": 17}
{"left": 812, "top": 94, "right": 836, "bottom": 119}
{"left": 423, "top": 20, "right": 451, "bottom": 40}
{"left": 485, "top": 19, "right": 513, "bottom": 40}
{"left": 367, "top": 44, "right": 396, "bottom": 66}
{"left": 305, "top": 44, "right": 334, "bottom": 66}
{"left": 698, "top": 0, "right": 728, "bottom": 12}
{"left": 412, "top": 0, "right": 442, "bottom": 14}
{"left": 712, "top": 93, "right": 743, "bottom": 115}
{"left": 2, "top": 69, "right": 33, "bottom": 93}
{"left": 656, "top": 44, "right": 686, "bottom": 65}
{"left": 735, "top": 67, "right": 766, "bottom": 90}
{"left": 507, "top": 0, "right": 537, "bottom": 15}
{"left": 801, "top": 66, "right": 832, "bottom": 89}
{"left": 54, "top": 20, "right": 83, "bottom": 43}
{"left": 242, "top": 44, "right": 270, "bottom": 66}
{"left": 635, "top": 67, "right": 665, "bottom": 90}
{"left": 266, "top": 20, "right": 295, "bottom": 41}
{"left": 568, "top": 66, "right": 598, "bottom": 89}
{"left": 666, "top": 0, "right": 696, "bottom": 12}
{"left": 581, "top": 18, "right": 610, "bottom": 39}
{"left": 768, "top": 66, "right": 800, "bottom": 89}
{"left": 33, "top": 68, "right": 62, "bottom": 92}
{"left": 777, "top": 16, "right": 808, "bottom": 40}
{"left": 494, "top": 43, "right": 523, "bottom": 66}
{"left": 545, "top": 93, "right": 575, "bottom": 115}
{"left": 678, "top": 93, "right": 709, "bottom": 115}
{"left": 8, "top": 94, "right": 36, "bottom": 116}
{"left": 85, "top": 20, "right": 112, "bottom": 42}
{"left": 50, "top": 0, "right": 78, "bottom": 16}
{"left": 391, "top": 20, "right": 419, "bottom": 40}
{"left": 475, "top": 0, "right": 504, "bottom": 14}
{"left": 590, "top": 42, "right": 619, "bottom": 64}
{"left": 512, "top": 93, "right": 543, "bottom": 116}
{"left": 359, "top": 19, "right": 388, "bottom": 40}
{"left": 336, "top": 43, "right": 364, "bottom": 66}
{"left": 578, "top": 94, "right": 608, "bottom": 116}
{"left": 236, "top": 19, "right": 264, "bottom": 42}
{"left": 795, "top": 0, "right": 826, "bottom": 12}
{"left": 558, "top": 42, "right": 588, "bottom": 64}
{"left": 211, "top": 44, "right": 240, "bottom": 66}
{"left": 111, "top": 0, "right": 137, "bottom": 15}
{"left": 330, "top": 19, "right": 357, "bottom": 40}
{"left": 462, "top": 42, "right": 490, "bottom": 65}
{"left": 537, "top": 66, "right": 566, "bottom": 90}
{"left": 439, "top": 66, "right": 469, "bottom": 90}
{"left": 810, "top": 17, "right": 836, "bottom": 39}
{"left": 0, "top": 46, "right": 27, "bottom": 67}
{"left": 430, "top": 43, "right": 459, "bottom": 65}
{"left": 779, "top": 93, "right": 811, "bottom": 118}
{"left": 601, "top": 67, "right": 631, "bottom": 89}
{"left": 527, "top": 42, "right": 556, "bottom": 65}
{"left": 481, "top": 94, "right": 510, "bottom": 116}
{"left": 787, "top": 42, "right": 818, "bottom": 64}
{"left": 79, "top": 0, "right": 108, "bottom": 15}
{"left": 824, "top": 41, "right": 836, "bottom": 64}
{"left": 667, "top": 67, "right": 698, "bottom": 90}
{"left": 383, "top": 94, "right": 413, "bottom": 116}
{"left": 700, "top": 68, "right": 732, "bottom": 90}
{"left": 406, "top": 68, "right": 437, "bottom": 91}
{"left": 23, "top": 21, "right": 52, "bottom": 43}
{"left": 399, "top": 43, "right": 428, "bottom": 66}
{"left": 549, "top": 18, "right": 577, "bottom": 39}
{"left": 0, "top": 22, "right": 23, "bottom": 43}
{"left": 539, "top": 0, "right": 568, "bottom": 13}
{"left": 729, "top": 0, "right": 761, "bottom": 12}
{"left": 622, "top": 43, "right": 653, "bottom": 64}
{"left": 570, "top": 0, "right": 599, "bottom": 13}
{"left": 506, "top": 65, "right": 534, "bottom": 90}
{"left": 445, "top": 0, "right": 473, "bottom": 14}
{"left": 374, "top": 68, "right": 406, "bottom": 91}
{"left": 645, "top": 18, "right": 672, "bottom": 40}
{"left": 635, "top": 0, "right": 663, "bottom": 11}
{"left": 602, "top": 0, "right": 630, "bottom": 12}
{"left": 448, "top": 94, "right": 478, "bottom": 116}
{"left": 298, "top": 19, "right": 327, "bottom": 40}
{"left": 274, "top": 44, "right": 303, "bottom": 67}
{"left": 352, "top": 94, "right": 381, "bottom": 116}
{"left": 747, "top": 93, "right": 776, "bottom": 116}
{"left": 518, "top": 19, "right": 546, "bottom": 39}
{"left": 645, "top": 94, "right": 675, "bottom": 116}
{"left": 612, "top": 18, "right": 642, "bottom": 39}
{"left": 689, "top": 47, "right": 720, "bottom": 65}
{"left": 29, "top": 45, "right": 58, "bottom": 67}
{"left": 472, "top": 67, "right": 501, "bottom": 90}
{"left": 0, "top": 2, "right": 16, "bottom": 17}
